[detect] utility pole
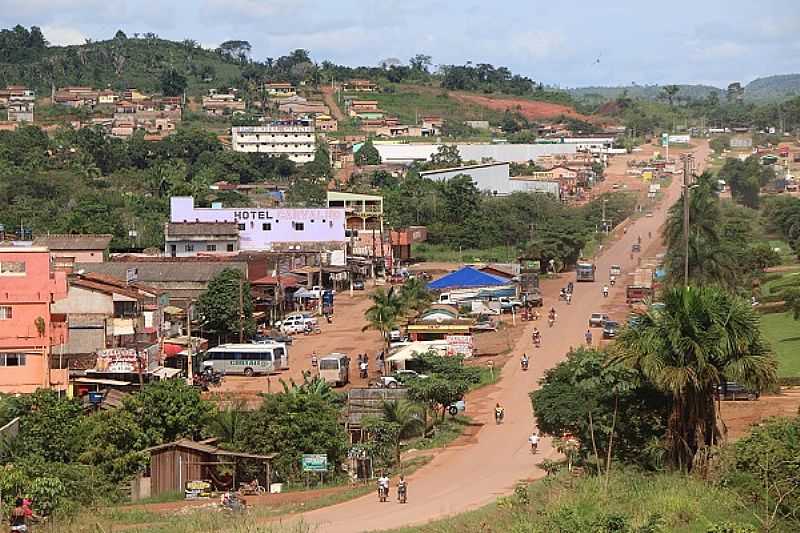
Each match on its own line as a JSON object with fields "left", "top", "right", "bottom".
{"left": 238, "top": 278, "right": 244, "bottom": 343}
{"left": 681, "top": 153, "right": 694, "bottom": 286}
{"left": 318, "top": 250, "right": 324, "bottom": 316}
{"left": 186, "top": 303, "right": 193, "bottom": 386}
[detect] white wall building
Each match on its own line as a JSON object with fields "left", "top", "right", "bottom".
{"left": 231, "top": 119, "right": 316, "bottom": 163}
{"left": 374, "top": 143, "right": 577, "bottom": 166}
{"left": 420, "top": 162, "right": 563, "bottom": 198}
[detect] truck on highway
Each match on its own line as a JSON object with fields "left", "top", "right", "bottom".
{"left": 576, "top": 261, "right": 596, "bottom": 282}
{"left": 626, "top": 268, "right": 654, "bottom": 305}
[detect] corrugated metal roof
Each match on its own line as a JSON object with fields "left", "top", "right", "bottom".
{"left": 76, "top": 261, "right": 247, "bottom": 283}
{"left": 33, "top": 234, "right": 113, "bottom": 251}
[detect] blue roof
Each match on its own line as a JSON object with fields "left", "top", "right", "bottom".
{"left": 428, "top": 266, "right": 509, "bottom": 290}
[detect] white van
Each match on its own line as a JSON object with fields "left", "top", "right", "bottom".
{"left": 203, "top": 343, "right": 289, "bottom": 376}
{"left": 318, "top": 353, "right": 350, "bottom": 387}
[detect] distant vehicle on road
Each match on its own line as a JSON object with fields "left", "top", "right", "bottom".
{"left": 589, "top": 313, "right": 609, "bottom": 328}
{"left": 576, "top": 261, "right": 596, "bottom": 282}
{"left": 632, "top": 243, "right": 641, "bottom": 253}
{"left": 379, "top": 370, "right": 428, "bottom": 388}
{"left": 203, "top": 343, "right": 289, "bottom": 376}
{"left": 318, "top": 353, "right": 350, "bottom": 387}
{"left": 609, "top": 265, "right": 622, "bottom": 277}
{"left": 352, "top": 279, "right": 365, "bottom": 290}
{"left": 602, "top": 321, "right": 619, "bottom": 338}
{"left": 715, "top": 381, "right": 759, "bottom": 401}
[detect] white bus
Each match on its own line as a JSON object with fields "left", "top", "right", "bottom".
{"left": 318, "top": 353, "right": 350, "bottom": 387}
{"left": 202, "top": 343, "right": 289, "bottom": 376}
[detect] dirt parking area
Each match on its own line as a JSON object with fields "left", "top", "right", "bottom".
{"left": 451, "top": 92, "right": 595, "bottom": 122}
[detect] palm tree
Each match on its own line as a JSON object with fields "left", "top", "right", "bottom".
{"left": 362, "top": 287, "right": 402, "bottom": 350}
{"left": 663, "top": 172, "right": 733, "bottom": 285}
{"left": 207, "top": 401, "right": 247, "bottom": 448}
{"left": 398, "top": 277, "right": 433, "bottom": 315}
{"left": 382, "top": 400, "right": 424, "bottom": 467}
{"left": 612, "top": 286, "right": 777, "bottom": 471}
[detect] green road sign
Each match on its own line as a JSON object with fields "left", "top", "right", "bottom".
{"left": 302, "top": 454, "right": 328, "bottom": 472}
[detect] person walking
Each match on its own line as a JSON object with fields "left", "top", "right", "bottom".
{"left": 528, "top": 431, "right": 540, "bottom": 454}
{"left": 9, "top": 498, "right": 27, "bottom": 532}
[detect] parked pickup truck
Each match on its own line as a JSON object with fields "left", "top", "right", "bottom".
{"left": 498, "top": 297, "right": 523, "bottom": 312}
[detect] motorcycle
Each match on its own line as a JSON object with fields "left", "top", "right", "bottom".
{"left": 495, "top": 408, "right": 504, "bottom": 425}
{"left": 548, "top": 317, "right": 555, "bottom": 328}
{"left": 602, "top": 289, "right": 609, "bottom": 298}
{"left": 304, "top": 324, "right": 321, "bottom": 336}
{"left": 610, "top": 278, "right": 616, "bottom": 287}
{"left": 220, "top": 491, "right": 246, "bottom": 512}
{"left": 533, "top": 335, "right": 541, "bottom": 348}
{"left": 521, "top": 358, "right": 529, "bottom": 371}
{"left": 378, "top": 485, "right": 388, "bottom": 503}
{"left": 398, "top": 484, "right": 407, "bottom": 504}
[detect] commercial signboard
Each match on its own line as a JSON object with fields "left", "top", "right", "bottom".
{"left": 301, "top": 454, "right": 328, "bottom": 472}
{"left": 445, "top": 335, "right": 474, "bottom": 358}
{"left": 668, "top": 134, "right": 691, "bottom": 144}
{"left": 94, "top": 348, "right": 139, "bottom": 373}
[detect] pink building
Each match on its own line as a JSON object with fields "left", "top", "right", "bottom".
{"left": 0, "top": 246, "right": 69, "bottom": 393}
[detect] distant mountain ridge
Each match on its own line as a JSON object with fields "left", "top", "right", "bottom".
{"left": 569, "top": 74, "right": 800, "bottom": 103}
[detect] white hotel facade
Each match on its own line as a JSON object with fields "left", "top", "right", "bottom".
{"left": 231, "top": 119, "right": 316, "bottom": 163}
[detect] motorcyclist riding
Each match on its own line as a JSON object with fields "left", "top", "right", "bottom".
{"left": 532, "top": 328, "right": 541, "bottom": 347}
{"left": 610, "top": 275, "right": 616, "bottom": 287}
{"left": 494, "top": 403, "right": 505, "bottom": 424}
{"left": 602, "top": 285, "right": 609, "bottom": 297}
{"left": 377, "top": 472, "right": 390, "bottom": 501}
{"left": 529, "top": 431, "right": 540, "bottom": 454}
{"left": 397, "top": 475, "right": 408, "bottom": 503}
{"left": 566, "top": 292, "right": 572, "bottom": 305}
{"left": 521, "top": 353, "right": 529, "bottom": 370}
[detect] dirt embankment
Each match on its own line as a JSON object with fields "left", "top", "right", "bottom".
{"left": 451, "top": 92, "right": 597, "bottom": 123}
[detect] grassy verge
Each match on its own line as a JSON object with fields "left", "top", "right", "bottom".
{"left": 382, "top": 470, "right": 765, "bottom": 533}
{"left": 344, "top": 87, "right": 503, "bottom": 126}
{"left": 403, "top": 415, "right": 472, "bottom": 452}
{"left": 413, "top": 243, "right": 518, "bottom": 263}
{"left": 760, "top": 311, "right": 800, "bottom": 377}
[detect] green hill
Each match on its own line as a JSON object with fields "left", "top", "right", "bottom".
{"left": 744, "top": 74, "right": 800, "bottom": 101}
{"left": 570, "top": 74, "right": 800, "bottom": 104}
{"left": 0, "top": 27, "right": 244, "bottom": 94}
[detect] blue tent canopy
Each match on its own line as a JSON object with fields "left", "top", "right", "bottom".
{"left": 427, "top": 266, "right": 509, "bottom": 290}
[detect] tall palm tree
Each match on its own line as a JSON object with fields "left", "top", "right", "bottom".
{"left": 382, "top": 400, "right": 424, "bottom": 467}
{"left": 663, "top": 172, "right": 731, "bottom": 285}
{"left": 612, "top": 286, "right": 776, "bottom": 471}
{"left": 207, "top": 401, "right": 247, "bottom": 448}
{"left": 362, "top": 287, "right": 402, "bottom": 350}
{"left": 398, "top": 277, "right": 433, "bottom": 315}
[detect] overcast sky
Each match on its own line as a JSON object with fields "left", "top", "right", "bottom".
{"left": 3, "top": 0, "right": 799, "bottom": 88}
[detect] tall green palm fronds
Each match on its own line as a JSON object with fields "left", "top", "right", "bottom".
{"left": 612, "top": 286, "right": 777, "bottom": 471}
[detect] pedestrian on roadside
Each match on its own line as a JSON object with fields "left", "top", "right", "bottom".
{"left": 311, "top": 351, "right": 318, "bottom": 369}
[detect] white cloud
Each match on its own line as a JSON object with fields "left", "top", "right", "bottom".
{"left": 202, "top": 0, "right": 301, "bottom": 19}
{"left": 41, "top": 25, "right": 89, "bottom": 46}
{"left": 510, "top": 31, "right": 566, "bottom": 60}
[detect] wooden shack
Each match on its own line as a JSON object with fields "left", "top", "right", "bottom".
{"left": 143, "top": 439, "right": 276, "bottom": 498}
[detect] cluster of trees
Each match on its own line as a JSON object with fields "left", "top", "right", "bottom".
{"left": 366, "top": 166, "right": 634, "bottom": 270}
{"left": 719, "top": 156, "right": 776, "bottom": 209}
{"left": 0, "top": 26, "right": 243, "bottom": 94}
{"left": 660, "top": 172, "right": 781, "bottom": 291}
{"left": 363, "top": 278, "right": 433, "bottom": 349}
{"left": 0, "top": 376, "right": 352, "bottom": 516}
{"left": 0, "top": 124, "right": 328, "bottom": 249}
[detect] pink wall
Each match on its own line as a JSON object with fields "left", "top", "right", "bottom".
{"left": 0, "top": 247, "right": 68, "bottom": 393}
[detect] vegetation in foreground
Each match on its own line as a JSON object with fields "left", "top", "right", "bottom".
{"left": 384, "top": 470, "right": 767, "bottom": 533}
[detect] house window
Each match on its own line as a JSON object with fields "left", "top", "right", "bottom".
{"left": 207, "top": 244, "right": 217, "bottom": 252}
{"left": 0, "top": 306, "right": 12, "bottom": 320}
{"left": 262, "top": 223, "right": 272, "bottom": 231}
{"left": 293, "top": 222, "right": 305, "bottom": 231}
{"left": 0, "top": 353, "right": 26, "bottom": 367}
{"left": 226, "top": 244, "right": 235, "bottom": 252}
{"left": 0, "top": 261, "right": 25, "bottom": 276}
{"left": 238, "top": 224, "right": 245, "bottom": 231}
{"left": 186, "top": 244, "right": 194, "bottom": 252}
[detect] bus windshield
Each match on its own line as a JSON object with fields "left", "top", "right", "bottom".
{"left": 319, "top": 359, "right": 340, "bottom": 370}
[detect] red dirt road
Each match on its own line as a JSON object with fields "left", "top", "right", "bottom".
{"left": 451, "top": 92, "right": 595, "bottom": 122}
{"left": 282, "top": 144, "right": 708, "bottom": 532}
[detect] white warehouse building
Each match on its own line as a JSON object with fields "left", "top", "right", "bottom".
{"left": 231, "top": 119, "right": 316, "bottom": 163}
{"left": 419, "top": 162, "right": 561, "bottom": 198}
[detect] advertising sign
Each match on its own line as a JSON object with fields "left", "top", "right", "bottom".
{"left": 445, "top": 335, "right": 474, "bottom": 358}
{"left": 94, "top": 348, "right": 138, "bottom": 373}
{"left": 668, "top": 134, "right": 691, "bottom": 145}
{"left": 302, "top": 454, "right": 328, "bottom": 472}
